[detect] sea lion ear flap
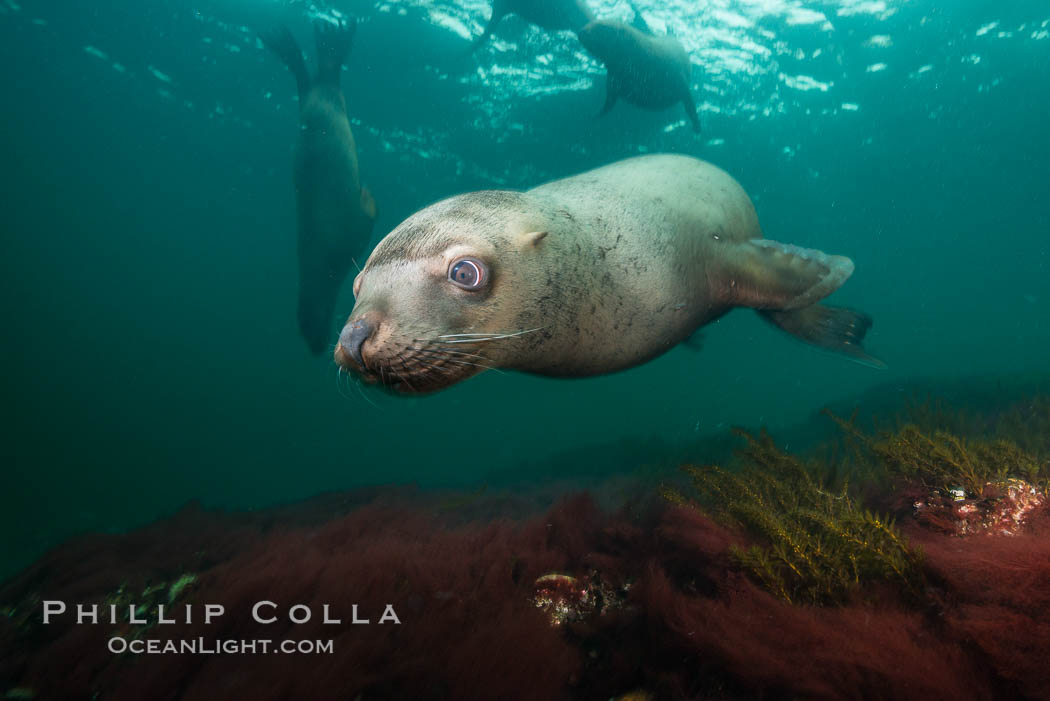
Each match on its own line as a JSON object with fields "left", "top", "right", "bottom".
{"left": 519, "top": 230, "right": 549, "bottom": 248}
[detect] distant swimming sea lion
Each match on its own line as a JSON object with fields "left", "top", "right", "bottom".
{"left": 471, "top": 0, "right": 595, "bottom": 50}
{"left": 262, "top": 20, "right": 377, "bottom": 355}
{"left": 577, "top": 12, "right": 700, "bottom": 132}
{"left": 333, "top": 155, "right": 882, "bottom": 394}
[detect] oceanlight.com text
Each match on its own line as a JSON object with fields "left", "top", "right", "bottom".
{"left": 108, "top": 637, "right": 334, "bottom": 655}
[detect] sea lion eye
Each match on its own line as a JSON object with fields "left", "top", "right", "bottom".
{"left": 448, "top": 258, "right": 487, "bottom": 290}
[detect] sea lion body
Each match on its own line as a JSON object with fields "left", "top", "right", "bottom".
{"left": 263, "top": 21, "right": 376, "bottom": 354}
{"left": 578, "top": 18, "right": 700, "bottom": 132}
{"left": 507, "top": 159, "right": 748, "bottom": 375}
{"left": 472, "top": 0, "right": 595, "bottom": 49}
{"left": 335, "top": 155, "right": 880, "bottom": 393}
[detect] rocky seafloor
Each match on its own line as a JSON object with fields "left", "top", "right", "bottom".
{"left": 2, "top": 379, "right": 1049, "bottom": 700}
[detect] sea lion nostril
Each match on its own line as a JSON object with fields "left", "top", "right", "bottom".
{"left": 339, "top": 319, "right": 373, "bottom": 367}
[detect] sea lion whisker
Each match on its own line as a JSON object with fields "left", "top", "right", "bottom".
{"left": 430, "top": 363, "right": 461, "bottom": 382}
{"left": 410, "top": 339, "right": 491, "bottom": 358}
{"left": 417, "top": 358, "right": 454, "bottom": 377}
{"left": 413, "top": 359, "right": 448, "bottom": 376}
{"left": 386, "top": 348, "right": 452, "bottom": 376}
{"left": 336, "top": 366, "right": 357, "bottom": 404}
{"left": 412, "top": 347, "right": 501, "bottom": 373}
{"left": 409, "top": 345, "right": 491, "bottom": 361}
{"left": 441, "top": 333, "right": 535, "bottom": 344}
{"left": 393, "top": 353, "right": 422, "bottom": 392}
{"left": 441, "top": 358, "right": 504, "bottom": 373}
{"left": 398, "top": 346, "right": 495, "bottom": 379}
{"left": 435, "top": 328, "right": 542, "bottom": 340}
{"left": 401, "top": 349, "right": 456, "bottom": 372}
{"left": 340, "top": 366, "right": 360, "bottom": 402}
{"left": 390, "top": 344, "right": 447, "bottom": 367}
{"left": 350, "top": 372, "right": 381, "bottom": 410}
{"left": 333, "top": 365, "right": 352, "bottom": 402}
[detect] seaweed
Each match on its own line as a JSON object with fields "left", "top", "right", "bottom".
{"left": 908, "top": 392, "right": 1050, "bottom": 457}
{"left": 5, "top": 427, "right": 1050, "bottom": 699}
{"left": 674, "top": 428, "right": 921, "bottom": 605}
{"left": 874, "top": 427, "right": 1046, "bottom": 496}
{"left": 826, "top": 409, "right": 1050, "bottom": 497}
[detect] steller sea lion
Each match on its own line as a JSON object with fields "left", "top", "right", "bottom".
{"left": 333, "top": 154, "right": 883, "bottom": 394}
{"left": 471, "top": 0, "right": 596, "bottom": 50}
{"left": 577, "top": 9, "right": 700, "bottom": 132}
{"left": 262, "top": 20, "right": 377, "bottom": 355}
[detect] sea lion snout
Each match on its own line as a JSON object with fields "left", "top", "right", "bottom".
{"left": 335, "top": 318, "right": 374, "bottom": 370}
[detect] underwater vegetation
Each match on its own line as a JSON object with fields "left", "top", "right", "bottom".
{"left": 666, "top": 405, "right": 1050, "bottom": 606}
{"left": 874, "top": 424, "right": 1049, "bottom": 495}
{"left": 667, "top": 428, "right": 921, "bottom": 605}
{"left": 830, "top": 405, "right": 1050, "bottom": 537}
{"left": 3, "top": 388, "right": 1050, "bottom": 700}
{"left": 828, "top": 408, "right": 1050, "bottom": 498}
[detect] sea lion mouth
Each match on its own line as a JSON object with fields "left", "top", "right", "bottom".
{"left": 333, "top": 338, "right": 493, "bottom": 395}
{"left": 334, "top": 327, "right": 543, "bottom": 395}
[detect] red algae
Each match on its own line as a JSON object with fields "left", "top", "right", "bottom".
{"left": 2, "top": 484, "right": 1049, "bottom": 700}
{"left": 1, "top": 493, "right": 591, "bottom": 701}
{"left": 909, "top": 511, "right": 1050, "bottom": 699}
{"left": 637, "top": 506, "right": 997, "bottom": 700}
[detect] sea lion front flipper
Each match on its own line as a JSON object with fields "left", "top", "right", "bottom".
{"left": 682, "top": 330, "right": 705, "bottom": 352}
{"left": 360, "top": 186, "right": 377, "bottom": 221}
{"left": 260, "top": 26, "right": 311, "bottom": 103}
{"left": 297, "top": 271, "right": 341, "bottom": 356}
{"left": 681, "top": 89, "right": 701, "bottom": 133}
{"left": 759, "top": 305, "right": 886, "bottom": 369}
{"left": 598, "top": 75, "right": 620, "bottom": 117}
{"left": 314, "top": 17, "right": 357, "bottom": 86}
{"left": 715, "top": 238, "right": 854, "bottom": 310}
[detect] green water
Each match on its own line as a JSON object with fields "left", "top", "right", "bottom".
{"left": 1, "top": 0, "right": 1048, "bottom": 579}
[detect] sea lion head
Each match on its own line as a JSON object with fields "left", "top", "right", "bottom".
{"left": 334, "top": 191, "right": 552, "bottom": 394}
{"left": 577, "top": 19, "right": 638, "bottom": 60}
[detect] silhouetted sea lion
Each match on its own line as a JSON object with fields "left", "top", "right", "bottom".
{"left": 333, "top": 155, "right": 882, "bottom": 394}
{"left": 471, "top": 0, "right": 595, "bottom": 50}
{"left": 577, "top": 9, "right": 700, "bottom": 132}
{"left": 262, "top": 20, "right": 377, "bottom": 355}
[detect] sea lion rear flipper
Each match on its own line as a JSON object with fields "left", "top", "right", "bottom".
{"left": 471, "top": 0, "right": 513, "bottom": 52}
{"left": 627, "top": 1, "right": 652, "bottom": 34}
{"left": 759, "top": 305, "right": 886, "bottom": 369}
{"left": 716, "top": 238, "right": 854, "bottom": 310}
{"left": 471, "top": 11, "right": 503, "bottom": 52}
{"left": 314, "top": 18, "right": 357, "bottom": 85}
{"left": 360, "top": 186, "right": 377, "bottom": 221}
{"left": 260, "top": 26, "right": 311, "bottom": 102}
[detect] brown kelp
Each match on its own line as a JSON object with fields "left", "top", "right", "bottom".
{"left": 872, "top": 424, "right": 1047, "bottom": 497}
{"left": 667, "top": 428, "right": 921, "bottom": 605}
{"left": 823, "top": 408, "right": 1049, "bottom": 535}
{"left": 824, "top": 402, "right": 1049, "bottom": 496}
